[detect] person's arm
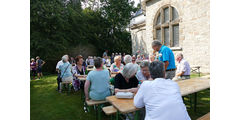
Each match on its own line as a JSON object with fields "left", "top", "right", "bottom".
{"left": 176, "top": 71, "right": 184, "bottom": 77}
{"left": 134, "top": 82, "right": 145, "bottom": 108}
{"left": 162, "top": 49, "right": 170, "bottom": 70}
{"left": 164, "top": 61, "right": 169, "bottom": 70}
{"left": 41, "top": 60, "right": 46, "bottom": 66}
{"left": 84, "top": 80, "right": 90, "bottom": 101}
{"left": 176, "top": 61, "right": 187, "bottom": 76}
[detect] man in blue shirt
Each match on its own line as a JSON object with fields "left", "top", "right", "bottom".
{"left": 151, "top": 40, "right": 176, "bottom": 79}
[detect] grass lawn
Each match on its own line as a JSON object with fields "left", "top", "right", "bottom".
{"left": 30, "top": 73, "right": 210, "bottom": 120}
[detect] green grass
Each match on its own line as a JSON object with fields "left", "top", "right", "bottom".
{"left": 30, "top": 73, "right": 210, "bottom": 120}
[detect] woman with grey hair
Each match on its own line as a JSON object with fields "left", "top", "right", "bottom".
{"left": 84, "top": 57, "right": 111, "bottom": 101}
{"left": 123, "top": 55, "right": 132, "bottom": 65}
{"left": 59, "top": 55, "right": 73, "bottom": 92}
{"left": 136, "top": 60, "right": 151, "bottom": 84}
{"left": 134, "top": 61, "right": 191, "bottom": 120}
{"left": 114, "top": 63, "right": 139, "bottom": 94}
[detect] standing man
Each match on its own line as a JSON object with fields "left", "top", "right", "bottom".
{"left": 151, "top": 40, "right": 176, "bottom": 79}
{"left": 175, "top": 53, "right": 191, "bottom": 80}
{"left": 36, "top": 56, "right": 45, "bottom": 80}
{"left": 103, "top": 50, "right": 108, "bottom": 58}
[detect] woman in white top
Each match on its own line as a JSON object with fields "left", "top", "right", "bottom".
{"left": 134, "top": 61, "right": 191, "bottom": 120}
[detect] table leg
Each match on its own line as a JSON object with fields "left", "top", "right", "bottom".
{"left": 198, "top": 67, "right": 200, "bottom": 77}
{"left": 194, "top": 92, "right": 197, "bottom": 112}
{"left": 116, "top": 111, "right": 119, "bottom": 120}
{"left": 97, "top": 105, "right": 101, "bottom": 120}
{"left": 95, "top": 105, "right": 98, "bottom": 120}
{"left": 134, "top": 111, "right": 139, "bottom": 120}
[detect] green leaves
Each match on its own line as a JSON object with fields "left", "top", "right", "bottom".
{"left": 31, "top": 0, "right": 139, "bottom": 73}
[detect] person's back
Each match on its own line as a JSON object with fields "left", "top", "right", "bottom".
{"left": 86, "top": 69, "right": 110, "bottom": 100}
{"left": 134, "top": 61, "right": 190, "bottom": 120}
{"left": 136, "top": 78, "right": 190, "bottom": 120}
{"left": 59, "top": 62, "right": 72, "bottom": 78}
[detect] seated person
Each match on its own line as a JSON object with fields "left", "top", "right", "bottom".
{"left": 136, "top": 60, "right": 151, "bottom": 84}
{"left": 110, "top": 55, "right": 124, "bottom": 73}
{"left": 114, "top": 63, "right": 139, "bottom": 94}
{"left": 59, "top": 55, "right": 73, "bottom": 92}
{"left": 134, "top": 61, "right": 191, "bottom": 120}
{"left": 123, "top": 55, "right": 132, "bottom": 65}
{"left": 84, "top": 57, "right": 111, "bottom": 101}
{"left": 174, "top": 53, "right": 191, "bottom": 81}
{"left": 72, "top": 55, "right": 86, "bottom": 91}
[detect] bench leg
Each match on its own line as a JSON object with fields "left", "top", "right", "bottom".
{"left": 134, "top": 111, "right": 140, "bottom": 120}
{"left": 194, "top": 92, "right": 197, "bottom": 112}
{"left": 116, "top": 111, "right": 119, "bottom": 120}
{"left": 189, "top": 94, "right": 192, "bottom": 109}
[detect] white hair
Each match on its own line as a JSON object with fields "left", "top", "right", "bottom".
{"left": 114, "top": 55, "right": 121, "bottom": 62}
{"left": 121, "top": 63, "right": 138, "bottom": 79}
{"left": 124, "top": 55, "right": 132, "bottom": 64}
{"left": 62, "top": 55, "right": 68, "bottom": 62}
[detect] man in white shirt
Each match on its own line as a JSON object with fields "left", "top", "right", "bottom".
{"left": 134, "top": 61, "right": 191, "bottom": 120}
{"left": 175, "top": 53, "right": 191, "bottom": 80}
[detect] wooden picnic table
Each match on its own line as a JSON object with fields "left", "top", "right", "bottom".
{"left": 77, "top": 75, "right": 87, "bottom": 81}
{"left": 178, "top": 77, "right": 210, "bottom": 96}
{"left": 106, "top": 76, "right": 210, "bottom": 118}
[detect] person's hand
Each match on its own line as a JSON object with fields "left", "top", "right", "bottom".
{"left": 129, "top": 88, "right": 138, "bottom": 93}
{"left": 85, "top": 97, "right": 90, "bottom": 101}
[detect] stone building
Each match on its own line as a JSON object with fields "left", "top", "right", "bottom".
{"left": 130, "top": 0, "right": 210, "bottom": 73}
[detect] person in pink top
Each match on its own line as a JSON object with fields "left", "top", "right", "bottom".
{"left": 30, "top": 58, "right": 37, "bottom": 80}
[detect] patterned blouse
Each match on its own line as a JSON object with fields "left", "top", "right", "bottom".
{"left": 110, "top": 63, "right": 124, "bottom": 73}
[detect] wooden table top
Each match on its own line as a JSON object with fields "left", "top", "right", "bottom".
{"left": 106, "top": 96, "right": 138, "bottom": 114}
{"left": 106, "top": 76, "right": 210, "bottom": 114}
{"left": 77, "top": 75, "right": 87, "bottom": 81}
{"left": 178, "top": 77, "right": 210, "bottom": 96}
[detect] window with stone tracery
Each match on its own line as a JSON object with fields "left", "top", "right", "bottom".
{"left": 154, "top": 5, "right": 179, "bottom": 47}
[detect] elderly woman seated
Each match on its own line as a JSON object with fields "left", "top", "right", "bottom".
{"left": 110, "top": 55, "right": 124, "bottom": 73}
{"left": 84, "top": 57, "right": 111, "bottom": 101}
{"left": 136, "top": 60, "right": 151, "bottom": 84}
{"left": 59, "top": 55, "right": 73, "bottom": 93}
{"left": 134, "top": 61, "right": 191, "bottom": 120}
{"left": 114, "top": 63, "right": 139, "bottom": 94}
{"left": 72, "top": 55, "right": 86, "bottom": 91}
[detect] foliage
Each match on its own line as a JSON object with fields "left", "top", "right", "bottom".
{"left": 31, "top": 0, "right": 138, "bottom": 73}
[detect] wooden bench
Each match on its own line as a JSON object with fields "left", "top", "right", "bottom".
{"left": 102, "top": 105, "right": 117, "bottom": 115}
{"left": 86, "top": 100, "right": 108, "bottom": 106}
{"left": 86, "top": 100, "right": 108, "bottom": 120}
{"left": 197, "top": 112, "right": 210, "bottom": 120}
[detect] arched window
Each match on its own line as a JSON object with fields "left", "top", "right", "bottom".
{"left": 154, "top": 5, "right": 179, "bottom": 47}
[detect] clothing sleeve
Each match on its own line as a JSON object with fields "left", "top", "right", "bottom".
{"left": 114, "top": 74, "right": 120, "bottom": 89}
{"left": 110, "top": 64, "right": 114, "bottom": 72}
{"left": 72, "top": 67, "right": 77, "bottom": 75}
{"left": 134, "top": 82, "right": 146, "bottom": 108}
{"left": 56, "top": 62, "right": 60, "bottom": 69}
{"left": 181, "top": 61, "right": 187, "bottom": 72}
{"left": 162, "top": 49, "right": 170, "bottom": 62}
{"left": 105, "top": 70, "right": 110, "bottom": 82}
{"left": 86, "top": 71, "right": 92, "bottom": 82}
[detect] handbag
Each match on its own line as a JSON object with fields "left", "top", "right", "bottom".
{"left": 57, "top": 64, "right": 70, "bottom": 82}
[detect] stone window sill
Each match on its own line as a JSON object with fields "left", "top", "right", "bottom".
{"left": 170, "top": 47, "right": 182, "bottom": 51}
